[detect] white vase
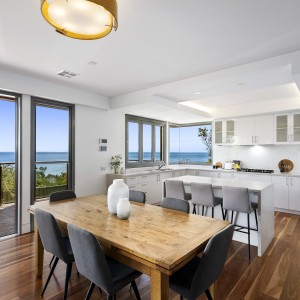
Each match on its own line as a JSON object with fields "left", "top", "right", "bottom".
{"left": 117, "top": 198, "right": 131, "bottom": 220}
{"left": 107, "top": 179, "right": 129, "bottom": 214}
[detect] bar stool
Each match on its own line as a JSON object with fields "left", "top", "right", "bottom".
{"left": 222, "top": 186, "right": 258, "bottom": 260}
{"left": 191, "top": 182, "right": 224, "bottom": 219}
{"left": 164, "top": 180, "right": 191, "bottom": 200}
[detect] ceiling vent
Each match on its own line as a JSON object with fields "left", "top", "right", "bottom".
{"left": 57, "top": 70, "right": 79, "bottom": 79}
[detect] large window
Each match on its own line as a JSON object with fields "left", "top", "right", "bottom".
{"left": 31, "top": 98, "right": 75, "bottom": 200}
{"left": 0, "top": 91, "right": 20, "bottom": 237}
{"left": 126, "top": 115, "right": 166, "bottom": 168}
{"left": 169, "top": 123, "right": 212, "bottom": 165}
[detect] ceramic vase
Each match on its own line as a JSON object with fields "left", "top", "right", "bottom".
{"left": 107, "top": 179, "right": 129, "bottom": 214}
{"left": 117, "top": 198, "right": 131, "bottom": 220}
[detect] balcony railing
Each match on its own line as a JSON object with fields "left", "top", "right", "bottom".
{"left": 0, "top": 163, "right": 15, "bottom": 206}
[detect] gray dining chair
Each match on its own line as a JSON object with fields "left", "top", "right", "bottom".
{"left": 191, "top": 183, "right": 224, "bottom": 219}
{"left": 67, "top": 223, "right": 142, "bottom": 300}
{"left": 170, "top": 224, "right": 234, "bottom": 300}
{"left": 161, "top": 197, "right": 190, "bottom": 213}
{"left": 129, "top": 190, "right": 146, "bottom": 203}
{"left": 48, "top": 190, "right": 77, "bottom": 268}
{"left": 222, "top": 186, "right": 258, "bottom": 260}
{"left": 35, "top": 209, "right": 76, "bottom": 300}
{"left": 164, "top": 180, "right": 191, "bottom": 201}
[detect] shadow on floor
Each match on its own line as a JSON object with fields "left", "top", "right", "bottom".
{"left": 0, "top": 203, "right": 16, "bottom": 237}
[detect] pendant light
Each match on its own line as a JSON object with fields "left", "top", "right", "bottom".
{"left": 40, "top": 0, "right": 118, "bottom": 40}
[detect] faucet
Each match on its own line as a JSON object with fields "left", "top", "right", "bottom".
{"left": 158, "top": 162, "right": 166, "bottom": 169}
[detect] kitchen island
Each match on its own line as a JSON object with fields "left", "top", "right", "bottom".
{"left": 169, "top": 175, "right": 274, "bottom": 256}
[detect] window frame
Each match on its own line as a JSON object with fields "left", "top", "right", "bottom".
{"left": 125, "top": 115, "right": 166, "bottom": 168}
{"left": 31, "top": 97, "right": 75, "bottom": 201}
{"left": 169, "top": 121, "right": 212, "bottom": 165}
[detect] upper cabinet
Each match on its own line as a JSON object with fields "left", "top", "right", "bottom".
{"left": 275, "top": 112, "right": 300, "bottom": 144}
{"left": 213, "top": 119, "right": 235, "bottom": 145}
{"left": 235, "top": 114, "right": 274, "bottom": 145}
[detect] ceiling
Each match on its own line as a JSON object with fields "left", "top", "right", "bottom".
{"left": 1, "top": 1, "right": 300, "bottom": 123}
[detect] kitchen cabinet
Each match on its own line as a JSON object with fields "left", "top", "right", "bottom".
{"left": 275, "top": 112, "right": 300, "bottom": 143}
{"left": 186, "top": 170, "right": 211, "bottom": 177}
{"left": 272, "top": 176, "right": 300, "bottom": 211}
{"left": 213, "top": 119, "right": 236, "bottom": 145}
{"left": 210, "top": 171, "right": 235, "bottom": 179}
{"left": 235, "top": 114, "right": 274, "bottom": 145}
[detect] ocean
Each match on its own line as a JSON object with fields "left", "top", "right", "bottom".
{"left": 0, "top": 151, "right": 209, "bottom": 175}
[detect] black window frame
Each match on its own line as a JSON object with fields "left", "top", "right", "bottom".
{"left": 31, "top": 97, "right": 75, "bottom": 202}
{"left": 169, "top": 122, "right": 212, "bottom": 165}
{"left": 125, "top": 114, "right": 166, "bottom": 168}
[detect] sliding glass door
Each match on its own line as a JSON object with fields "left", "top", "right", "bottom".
{"left": 32, "top": 98, "right": 74, "bottom": 201}
{"left": 0, "top": 93, "right": 19, "bottom": 237}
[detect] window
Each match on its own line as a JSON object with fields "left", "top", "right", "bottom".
{"left": 126, "top": 115, "right": 166, "bottom": 168}
{"left": 0, "top": 91, "right": 20, "bottom": 237}
{"left": 169, "top": 123, "right": 212, "bottom": 165}
{"left": 31, "top": 98, "right": 75, "bottom": 200}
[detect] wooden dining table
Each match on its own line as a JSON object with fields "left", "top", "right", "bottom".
{"left": 28, "top": 194, "right": 229, "bottom": 300}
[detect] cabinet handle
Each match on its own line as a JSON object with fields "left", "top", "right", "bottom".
{"left": 290, "top": 178, "right": 293, "bottom": 186}
{"left": 286, "top": 177, "right": 289, "bottom": 185}
{"left": 255, "top": 136, "right": 257, "bottom": 143}
{"left": 252, "top": 136, "right": 254, "bottom": 143}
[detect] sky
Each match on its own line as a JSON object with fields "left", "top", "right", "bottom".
{"left": 0, "top": 99, "right": 69, "bottom": 153}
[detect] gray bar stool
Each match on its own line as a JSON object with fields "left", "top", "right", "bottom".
{"left": 164, "top": 180, "right": 191, "bottom": 200}
{"left": 191, "top": 182, "right": 224, "bottom": 219}
{"left": 222, "top": 186, "right": 258, "bottom": 260}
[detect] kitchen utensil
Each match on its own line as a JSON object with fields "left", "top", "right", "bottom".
{"left": 278, "top": 159, "right": 294, "bottom": 172}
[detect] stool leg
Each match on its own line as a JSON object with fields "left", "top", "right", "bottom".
{"left": 192, "top": 204, "right": 196, "bottom": 214}
{"left": 221, "top": 204, "right": 225, "bottom": 220}
{"left": 247, "top": 213, "right": 251, "bottom": 261}
{"left": 212, "top": 207, "right": 214, "bottom": 218}
{"left": 254, "top": 209, "right": 258, "bottom": 230}
{"left": 231, "top": 211, "right": 234, "bottom": 224}
{"left": 202, "top": 205, "right": 204, "bottom": 216}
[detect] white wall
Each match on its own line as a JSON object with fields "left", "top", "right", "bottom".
{"left": 213, "top": 144, "right": 300, "bottom": 172}
{"left": 75, "top": 105, "right": 125, "bottom": 196}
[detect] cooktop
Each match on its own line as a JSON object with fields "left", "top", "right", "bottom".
{"left": 237, "top": 168, "right": 274, "bottom": 174}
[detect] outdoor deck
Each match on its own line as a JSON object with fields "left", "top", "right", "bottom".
{"left": 0, "top": 203, "right": 16, "bottom": 237}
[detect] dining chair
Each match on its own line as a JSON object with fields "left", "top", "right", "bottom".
{"left": 170, "top": 224, "right": 234, "bottom": 300}
{"left": 129, "top": 190, "right": 146, "bottom": 203}
{"left": 222, "top": 186, "right": 258, "bottom": 260}
{"left": 191, "top": 183, "right": 225, "bottom": 219}
{"left": 48, "top": 190, "right": 77, "bottom": 268}
{"left": 67, "top": 223, "right": 142, "bottom": 300}
{"left": 35, "top": 209, "right": 76, "bottom": 300}
{"left": 161, "top": 197, "right": 190, "bottom": 213}
{"left": 164, "top": 180, "right": 191, "bottom": 201}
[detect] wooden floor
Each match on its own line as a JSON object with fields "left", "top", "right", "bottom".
{"left": 0, "top": 211, "right": 299, "bottom": 300}
{"left": 0, "top": 203, "right": 16, "bottom": 238}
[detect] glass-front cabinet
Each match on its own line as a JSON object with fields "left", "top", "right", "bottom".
{"left": 213, "top": 119, "right": 235, "bottom": 145}
{"left": 275, "top": 112, "right": 300, "bottom": 143}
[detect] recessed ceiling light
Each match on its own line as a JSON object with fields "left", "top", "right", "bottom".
{"left": 237, "top": 82, "right": 246, "bottom": 86}
{"left": 88, "top": 61, "right": 97, "bottom": 66}
{"left": 194, "top": 91, "right": 201, "bottom": 95}
{"left": 57, "top": 70, "right": 79, "bottom": 78}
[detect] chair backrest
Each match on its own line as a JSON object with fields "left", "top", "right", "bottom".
{"left": 190, "top": 183, "right": 215, "bottom": 206}
{"left": 165, "top": 180, "right": 187, "bottom": 200}
{"left": 191, "top": 224, "right": 234, "bottom": 295}
{"left": 49, "top": 190, "right": 76, "bottom": 202}
{"left": 161, "top": 197, "right": 190, "bottom": 213}
{"left": 222, "top": 186, "right": 251, "bottom": 213}
{"left": 129, "top": 190, "right": 146, "bottom": 203}
{"left": 67, "top": 224, "right": 114, "bottom": 294}
{"left": 35, "top": 209, "right": 72, "bottom": 263}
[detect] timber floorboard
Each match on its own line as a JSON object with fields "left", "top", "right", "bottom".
{"left": 0, "top": 212, "right": 299, "bottom": 300}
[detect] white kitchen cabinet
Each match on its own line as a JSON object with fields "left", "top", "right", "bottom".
{"left": 235, "top": 114, "right": 274, "bottom": 145}
{"left": 272, "top": 176, "right": 300, "bottom": 211}
{"left": 185, "top": 170, "right": 211, "bottom": 176}
{"left": 236, "top": 173, "right": 272, "bottom": 182}
{"left": 213, "top": 119, "right": 236, "bottom": 145}
{"left": 275, "top": 112, "right": 300, "bottom": 144}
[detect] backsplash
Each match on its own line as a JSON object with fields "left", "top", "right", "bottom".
{"left": 213, "top": 145, "right": 300, "bottom": 172}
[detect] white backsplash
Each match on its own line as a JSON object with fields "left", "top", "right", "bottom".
{"left": 213, "top": 145, "right": 300, "bottom": 172}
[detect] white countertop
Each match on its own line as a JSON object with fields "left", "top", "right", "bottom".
{"left": 170, "top": 175, "right": 273, "bottom": 192}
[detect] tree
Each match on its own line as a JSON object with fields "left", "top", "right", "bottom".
{"left": 198, "top": 127, "right": 212, "bottom": 157}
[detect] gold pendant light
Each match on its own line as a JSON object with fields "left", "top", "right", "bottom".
{"left": 41, "top": 0, "right": 118, "bottom": 40}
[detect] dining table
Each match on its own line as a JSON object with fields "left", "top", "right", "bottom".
{"left": 28, "top": 194, "right": 229, "bottom": 300}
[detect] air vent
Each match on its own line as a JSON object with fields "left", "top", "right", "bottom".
{"left": 57, "top": 70, "right": 79, "bottom": 78}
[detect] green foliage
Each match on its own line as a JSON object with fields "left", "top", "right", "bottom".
{"left": 36, "top": 167, "right": 67, "bottom": 187}
{"left": 1, "top": 165, "right": 15, "bottom": 202}
{"left": 198, "top": 127, "right": 212, "bottom": 157}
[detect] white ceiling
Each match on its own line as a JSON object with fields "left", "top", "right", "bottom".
{"left": 1, "top": 0, "right": 300, "bottom": 123}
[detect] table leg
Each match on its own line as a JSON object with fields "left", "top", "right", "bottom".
{"left": 34, "top": 226, "right": 44, "bottom": 278}
{"left": 150, "top": 269, "right": 169, "bottom": 300}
